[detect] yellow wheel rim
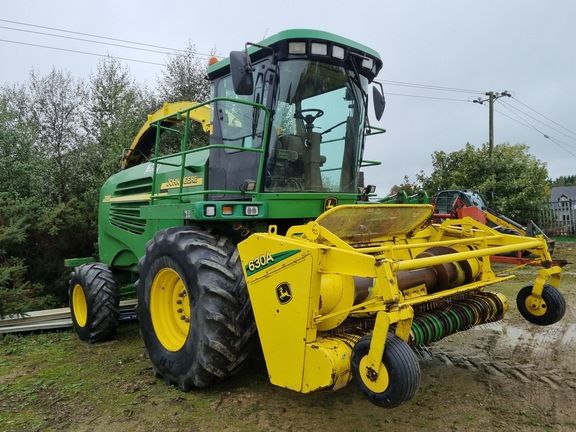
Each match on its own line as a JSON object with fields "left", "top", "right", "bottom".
{"left": 150, "top": 268, "right": 191, "bottom": 352}
{"left": 525, "top": 295, "right": 547, "bottom": 317}
{"left": 72, "top": 284, "right": 88, "bottom": 327}
{"left": 359, "top": 356, "right": 389, "bottom": 393}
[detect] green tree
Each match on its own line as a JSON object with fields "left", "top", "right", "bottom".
{"left": 0, "top": 193, "right": 55, "bottom": 317}
{"left": 552, "top": 175, "right": 576, "bottom": 187}
{"left": 156, "top": 44, "right": 212, "bottom": 157}
{"left": 389, "top": 173, "right": 426, "bottom": 196}
{"left": 158, "top": 41, "right": 210, "bottom": 103}
{"left": 28, "top": 68, "right": 88, "bottom": 204}
{"left": 82, "top": 57, "right": 153, "bottom": 199}
{"left": 0, "top": 85, "right": 40, "bottom": 198}
{"left": 420, "top": 143, "right": 549, "bottom": 221}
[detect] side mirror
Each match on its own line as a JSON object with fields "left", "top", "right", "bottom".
{"left": 230, "top": 50, "right": 254, "bottom": 96}
{"left": 372, "top": 86, "right": 386, "bottom": 120}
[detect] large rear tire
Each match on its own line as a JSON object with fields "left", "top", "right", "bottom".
{"left": 136, "top": 226, "right": 256, "bottom": 390}
{"left": 69, "top": 263, "right": 119, "bottom": 343}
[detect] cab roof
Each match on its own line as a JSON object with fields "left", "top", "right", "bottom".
{"left": 207, "top": 29, "right": 382, "bottom": 81}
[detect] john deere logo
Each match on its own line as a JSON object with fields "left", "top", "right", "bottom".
{"left": 324, "top": 197, "right": 338, "bottom": 211}
{"left": 276, "top": 283, "right": 292, "bottom": 305}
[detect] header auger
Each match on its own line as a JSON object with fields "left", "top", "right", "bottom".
{"left": 66, "top": 29, "right": 567, "bottom": 408}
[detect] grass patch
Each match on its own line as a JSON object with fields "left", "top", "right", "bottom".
{"left": 552, "top": 236, "right": 576, "bottom": 242}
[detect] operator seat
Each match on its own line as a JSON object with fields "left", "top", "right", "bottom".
{"left": 275, "top": 133, "right": 326, "bottom": 191}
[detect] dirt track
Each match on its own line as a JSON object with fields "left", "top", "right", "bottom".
{"left": 1, "top": 244, "right": 575, "bottom": 431}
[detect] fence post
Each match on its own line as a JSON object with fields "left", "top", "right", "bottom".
{"left": 568, "top": 198, "right": 576, "bottom": 236}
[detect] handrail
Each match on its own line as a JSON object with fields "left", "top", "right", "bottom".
{"left": 149, "top": 98, "right": 271, "bottom": 203}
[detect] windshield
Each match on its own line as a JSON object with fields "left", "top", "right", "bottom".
{"left": 266, "top": 60, "right": 367, "bottom": 193}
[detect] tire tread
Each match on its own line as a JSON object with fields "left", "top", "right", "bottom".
{"left": 69, "top": 263, "right": 119, "bottom": 343}
{"left": 137, "top": 225, "right": 256, "bottom": 389}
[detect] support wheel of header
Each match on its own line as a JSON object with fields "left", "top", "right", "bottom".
{"left": 351, "top": 333, "right": 421, "bottom": 408}
{"left": 516, "top": 284, "right": 566, "bottom": 326}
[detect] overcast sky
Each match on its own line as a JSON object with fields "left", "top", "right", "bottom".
{"left": 2, "top": 1, "right": 575, "bottom": 194}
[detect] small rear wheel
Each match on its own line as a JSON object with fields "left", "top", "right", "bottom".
{"left": 351, "top": 333, "right": 420, "bottom": 408}
{"left": 69, "top": 263, "right": 119, "bottom": 343}
{"left": 516, "top": 284, "right": 566, "bottom": 326}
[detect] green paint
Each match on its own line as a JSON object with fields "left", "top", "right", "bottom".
{"left": 63, "top": 257, "right": 95, "bottom": 268}
{"left": 208, "top": 28, "right": 382, "bottom": 76}
{"left": 71, "top": 29, "right": 384, "bottom": 297}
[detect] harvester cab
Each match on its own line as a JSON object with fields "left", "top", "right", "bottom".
{"left": 67, "top": 29, "right": 567, "bottom": 409}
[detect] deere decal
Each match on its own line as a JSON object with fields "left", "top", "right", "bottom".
{"left": 275, "top": 283, "right": 292, "bottom": 304}
{"left": 324, "top": 197, "right": 338, "bottom": 211}
{"left": 160, "top": 176, "right": 203, "bottom": 191}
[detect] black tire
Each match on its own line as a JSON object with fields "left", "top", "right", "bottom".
{"left": 136, "top": 226, "right": 256, "bottom": 390}
{"left": 516, "top": 284, "right": 566, "bottom": 326}
{"left": 69, "top": 263, "right": 119, "bottom": 343}
{"left": 351, "top": 333, "right": 421, "bottom": 408}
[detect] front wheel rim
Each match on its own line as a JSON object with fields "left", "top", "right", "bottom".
{"left": 150, "top": 268, "right": 191, "bottom": 352}
{"left": 72, "top": 284, "right": 88, "bottom": 327}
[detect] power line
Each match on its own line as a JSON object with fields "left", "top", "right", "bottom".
{"left": 376, "top": 79, "right": 484, "bottom": 94}
{"left": 0, "top": 18, "right": 218, "bottom": 59}
{"left": 511, "top": 96, "right": 576, "bottom": 139}
{"left": 0, "top": 38, "right": 166, "bottom": 66}
{"left": 385, "top": 92, "right": 472, "bottom": 102}
{"left": 0, "top": 24, "right": 176, "bottom": 56}
{"left": 547, "top": 136, "right": 576, "bottom": 158}
{"left": 492, "top": 106, "right": 576, "bottom": 158}
{"left": 499, "top": 99, "right": 576, "bottom": 143}
{"left": 496, "top": 100, "right": 542, "bottom": 131}
{"left": 0, "top": 18, "right": 188, "bottom": 54}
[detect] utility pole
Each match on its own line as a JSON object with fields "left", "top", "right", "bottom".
{"left": 473, "top": 91, "right": 511, "bottom": 158}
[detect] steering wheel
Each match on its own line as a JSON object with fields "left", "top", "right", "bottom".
{"left": 294, "top": 109, "right": 324, "bottom": 125}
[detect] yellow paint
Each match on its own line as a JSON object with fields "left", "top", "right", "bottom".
{"left": 240, "top": 237, "right": 320, "bottom": 391}
{"left": 317, "top": 274, "right": 354, "bottom": 331}
{"left": 160, "top": 176, "right": 203, "bottom": 190}
{"left": 523, "top": 266, "right": 562, "bottom": 318}
{"left": 484, "top": 212, "right": 526, "bottom": 236}
{"left": 72, "top": 284, "right": 88, "bottom": 327}
{"left": 102, "top": 192, "right": 168, "bottom": 203}
{"left": 150, "top": 268, "right": 191, "bottom": 352}
{"left": 302, "top": 338, "right": 354, "bottom": 392}
{"left": 237, "top": 204, "right": 564, "bottom": 396}
{"left": 495, "top": 292, "right": 509, "bottom": 313}
{"left": 524, "top": 295, "right": 547, "bottom": 316}
{"left": 359, "top": 356, "right": 389, "bottom": 393}
{"left": 103, "top": 193, "right": 152, "bottom": 203}
{"left": 402, "top": 284, "right": 427, "bottom": 300}
{"left": 366, "top": 312, "right": 390, "bottom": 372}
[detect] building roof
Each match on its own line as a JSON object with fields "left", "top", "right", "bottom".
{"left": 551, "top": 186, "right": 576, "bottom": 201}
